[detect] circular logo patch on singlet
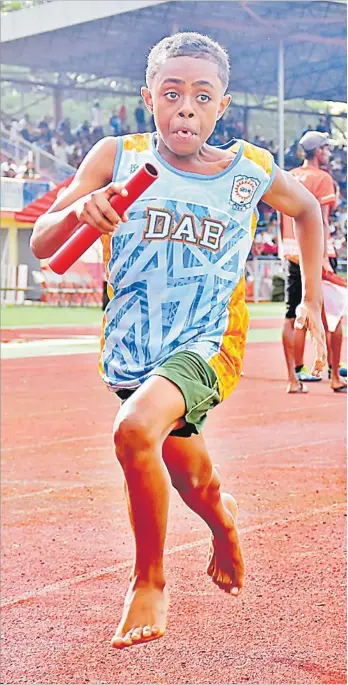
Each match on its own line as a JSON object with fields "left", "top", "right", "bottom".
{"left": 229, "top": 175, "right": 261, "bottom": 211}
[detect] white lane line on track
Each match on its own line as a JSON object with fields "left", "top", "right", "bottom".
{"left": 3, "top": 407, "right": 87, "bottom": 420}
{"left": 2, "top": 401, "right": 341, "bottom": 453}
{"left": 2, "top": 437, "right": 343, "bottom": 503}
{"left": 217, "top": 402, "right": 337, "bottom": 423}
{"left": 2, "top": 324, "right": 101, "bottom": 330}
{"left": 2, "top": 487, "right": 83, "bottom": 502}
{"left": 1, "top": 503, "right": 344, "bottom": 609}
{"left": 2, "top": 337, "right": 99, "bottom": 347}
{"left": 1, "top": 433, "right": 110, "bottom": 453}
{"left": 2, "top": 399, "right": 330, "bottom": 426}
{"left": 220, "top": 437, "right": 344, "bottom": 459}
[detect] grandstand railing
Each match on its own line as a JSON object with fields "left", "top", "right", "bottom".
{"left": 246, "top": 256, "right": 283, "bottom": 303}
{"left": 1, "top": 177, "right": 53, "bottom": 211}
{"left": 1, "top": 129, "right": 75, "bottom": 184}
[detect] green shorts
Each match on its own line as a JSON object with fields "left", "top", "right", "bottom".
{"left": 116, "top": 350, "right": 221, "bottom": 438}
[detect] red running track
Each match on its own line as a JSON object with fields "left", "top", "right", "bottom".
{"left": 1, "top": 341, "right": 346, "bottom": 684}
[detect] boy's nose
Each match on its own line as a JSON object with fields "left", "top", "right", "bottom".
{"left": 178, "top": 111, "right": 194, "bottom": 119}
{"left": 178, "top": 96, "right": 195, "bottom": 118}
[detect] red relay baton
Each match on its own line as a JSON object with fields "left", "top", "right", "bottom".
{"left": 49, "top": 163, "right": 159, "bottom": 275}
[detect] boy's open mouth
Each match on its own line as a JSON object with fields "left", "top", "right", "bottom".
{"left": 172, "top": 128, "right": 198, "bottom": 140}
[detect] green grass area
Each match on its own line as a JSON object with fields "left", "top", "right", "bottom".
{"left": 246, "top": 302, "right": 284, "bottom": 317}
{"left": 1, "top": 302, "right": 284, "bottom": 328}
{"left": 1, "top": 306, "right": 103, "bottom": 327}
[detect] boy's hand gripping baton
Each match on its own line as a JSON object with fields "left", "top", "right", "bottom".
{"left": 48, "top": 163, "right": 159, "bottom": 275}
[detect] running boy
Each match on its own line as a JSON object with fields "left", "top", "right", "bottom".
{"left": 31, "top": 33, "right": 326, "bottom": 649}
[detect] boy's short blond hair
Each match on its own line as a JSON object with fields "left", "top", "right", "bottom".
{"left": 146, "top": 32, "right": 230, "bottom": 92}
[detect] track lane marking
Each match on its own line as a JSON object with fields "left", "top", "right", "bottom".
{"left": 1, "top": 503, "right": 344, "bottom": 609}
{"left": 2, "top": 402, "right": 343, "bottom": 453}
{"left": 2, "top": 437, "right": 344, "bottom": 502}
{"left": 1, "top": 433, "right": 111, "bottom": 453}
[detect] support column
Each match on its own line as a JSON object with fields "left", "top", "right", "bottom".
{"left": 53, "top": 86, "right": 63, "bottom": 127}
{"left": 8, "top": 224, "right": 18, "bottom": 266}
{"left": 278, "top": 39, "right": 285, "bottom": 169}
{"left": 243, "top": 107, "right": 249, "bottom": 140}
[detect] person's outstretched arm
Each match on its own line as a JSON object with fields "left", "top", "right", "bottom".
{"left": 30, "top": 137, "right": 127, "bottom": 259}
{"left": 262, "top": 166, "right": 327, "bottom": 376}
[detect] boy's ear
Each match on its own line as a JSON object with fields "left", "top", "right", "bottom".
{"left": 141, "top": 87, "right": 153, "bottom": 113}
{"left": 217, "top": 93, "right": 231, "bottom": 121}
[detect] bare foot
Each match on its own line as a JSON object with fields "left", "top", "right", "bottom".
{"left": 111, "top": 577, "right": 169, "bottom": 649}
{"left": 331, "top": 377, "right": 347, "bottom": 392}
{"left": 286, "top": 380, "right": 308, "bottom": 394}
{"left": 207, "top": 493, "right": 245, "bottom": 595}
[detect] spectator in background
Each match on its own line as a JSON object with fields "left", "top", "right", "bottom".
{"left": 260, "top": 227, "right": 278, "bottom": 256}
{"left": 1, "top": 157, "right": 18, "bottom": 177}
{"left": 268, "top": 140, "right": 276, "bottom": 155}
{"left": 135, "top": 99, "right": 146, "bottom": 133}
{"left": 119, "top": 103, "right": 127, "bottom": 133}
{"left": 267, "top": 215, "right": 279, "bottom": 237}
{"left": 302, "top": 124, "right": 313, "bottom": 135}
{"left": 53, "top": 138, "right": 69, "bottom": 165}
{"left": 19, "top": 114, "right": 33, "bottom": 143}
{"left": 36, "top": 118, "right": 54, "bottom": 153}
{"left": 224, "top": 110, "right": 236, "bottom": 139}
{"left": 316, "top": 116, "right": 328, "bottom": 133}
{"left": 57, "top": 118, "right": 75, "bottom": 146}
{"left": 235, "top": 120, "right": 244, "bottom": 137}
{"left": 19, "top": 159, "right": 39, "bottom": 179}
{"left": 69, "top": 144, "right": 83, "bottom": 169}
{"left": 80, "top": 134, "right": 93, "bottom": 157}
{"left": 9, "top": 118, "right": 20, "bottom": 143}
{"left": 109, "top": 110, "right": 119, "bottom": 136}
{"left": 91, "top": 101, "right": 102, "bottom": 127}
{"left": 78, "top": 120, "right": 91, "bottom": 136}
{"left": 91, "top": 101, "right": 104, "bottom": 139}
{"left": 281, "top": 131, "right": 346, "bottom": 393}
{"left": 251, "top": 233, "right": 264, "bottom": 257}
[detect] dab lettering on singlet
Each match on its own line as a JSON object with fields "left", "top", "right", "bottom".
{"left": 99, "top": 133, "right": 275, "bottom": 392}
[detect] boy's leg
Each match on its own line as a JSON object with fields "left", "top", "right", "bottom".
{"left": 294, "top": 325, "right": 307, "bottom": 369}
{"left": 282, "top": 260, "right": 307, "bottom": 392}
{"left": 322, "top": 309, "right": 346, "bottom": 391}
{"left": 282, "top": 317, "right": 302, "bottom": 390}
{"left": 111, "top": 375, "right": 185, "bottom": 649}
{"left": 329, "top": 321, "right": 347, "bottom": 390}
{"left": 162, "top": 432, "right": 244, "bottom": 595}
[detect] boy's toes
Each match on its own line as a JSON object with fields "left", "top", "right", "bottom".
{"left": 122, "top": 631, "right": 134, "bottom": 646}
{"left": 230, "top": 586, "right": 240, "bottom": 596}
{"left": 130, "top": 627, "right": 142, "bottom": 641}
{"left": 111, "top": 637, "right": 122, "bottom": 649}
{"left": 142, "top": 625, "right": 153, "bottom": 638}
{"left": 111, "top": 631, "right": 133, "bottom": 649}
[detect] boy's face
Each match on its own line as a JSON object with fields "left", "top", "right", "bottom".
{"left": 142, "top": 56, "right": 230, "bottom": 156}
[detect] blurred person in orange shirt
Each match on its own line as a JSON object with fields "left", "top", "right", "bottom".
{"left": 281, "top": 131, "right": 346, "bottom": 393}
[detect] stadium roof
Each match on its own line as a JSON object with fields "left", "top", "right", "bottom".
{"left": 1, "top": 0, "right": 347, "bottom": 102}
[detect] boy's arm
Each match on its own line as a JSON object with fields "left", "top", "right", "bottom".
{"left": 321, "top": 204, "right": 334, "bottom": 272}
{"left": 262, "top": 166, "right": 327, "bottom": 376}
{"left": 30, "top": 137, "right": 126, "bottom": 259}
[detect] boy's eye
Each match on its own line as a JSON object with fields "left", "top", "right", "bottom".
{"left": 197, "top": 94, "right": 211, "bottom": 103}
{"left": 165, "top": 91, "right": 179, "bottom": 100}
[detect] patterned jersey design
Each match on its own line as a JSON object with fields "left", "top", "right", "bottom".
{"left": 99, "top": 134, "right": 275, "bottom": 395}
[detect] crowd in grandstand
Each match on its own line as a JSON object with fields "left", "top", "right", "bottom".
{"left": 1, "top": 102, "right": 346, "bottom": 260}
